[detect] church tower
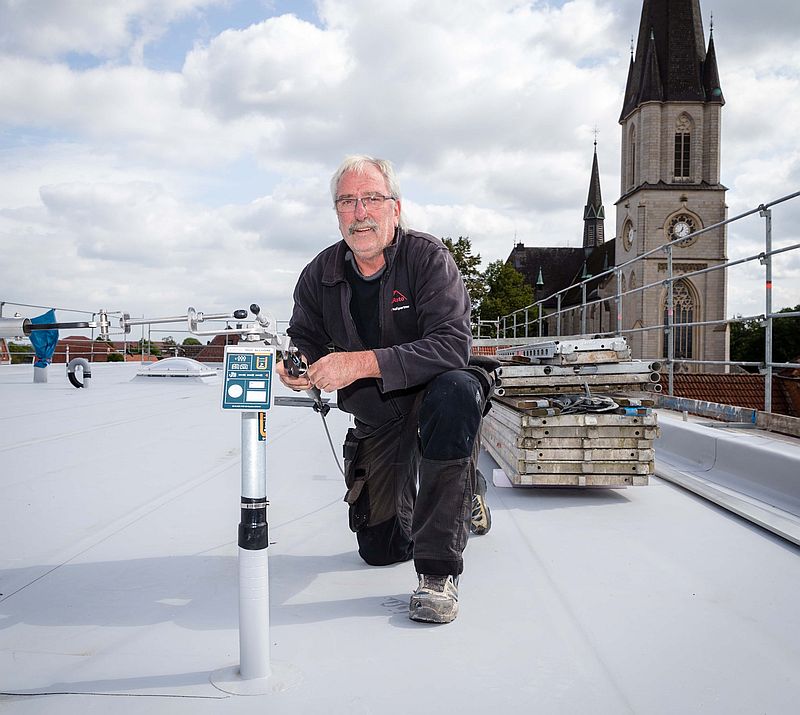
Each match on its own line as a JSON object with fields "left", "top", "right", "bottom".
{"left": 583, "top": 141, "right": 605, "bottom": 249}
{"left": 615, "top": 0, "right": 728, "bottom": 367}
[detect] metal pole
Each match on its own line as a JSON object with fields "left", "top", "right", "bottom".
{"left": 762, "top": 207, "right": 773, "bottom": 413}
{"left": 538, "top": 302, "right": 543, "bottom": 337}
{"left": 525, "top": 308, "right": 529, "bottom": 338}
{"left": 238, "top": 411, "right": 270, "bottom": 680}
{"left": 615, "top": 268, "right": 623, "bottom": 338}
{"left": 666, "top": 245, "right": 675, "bottom": 396}
{"left": 513, "top": 311, "right": 517, "bottom": 339}
{"left": 581, "top": 283, "right": 587, "bottom": 336}
{"left": 556, "top": 295, "right": 562, "bottom": 337}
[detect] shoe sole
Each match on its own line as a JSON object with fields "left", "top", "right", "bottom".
{"left": 470, "top": 498, "right": 492, "bottom": 536}
{"left": 408, "top": 600, "right": 458, "bottom": 624}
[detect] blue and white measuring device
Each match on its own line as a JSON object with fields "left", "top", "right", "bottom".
{"left": 214, "top": 343, "right": 275, "bottom": 693}
{"left": 221, "top": 345, "right": 275, "bottom": 411}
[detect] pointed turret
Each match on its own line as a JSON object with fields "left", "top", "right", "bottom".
{"left": 702, "top": 32, "right": 725, "bottom": 104}
{"left": 583, "top": 143, "right": 605, "bottom": 249}
{"left": 637, "top": 29, "right": 664, "bottom": 105}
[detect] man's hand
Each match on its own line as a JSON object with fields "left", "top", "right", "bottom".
{"left": 276, "top": 356, "right": 313, "bottom": 391}
{"left": 306, "top": 351, "right": 380, "bottom": 393}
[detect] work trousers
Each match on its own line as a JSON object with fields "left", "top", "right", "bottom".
{"left": 342, "top": 369, "right": 488, "bottom": 577}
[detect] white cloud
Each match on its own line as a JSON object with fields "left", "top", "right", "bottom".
{"left": 0, "top": 173, "right": 311, "bottom": 321}
{"left": 0, "top": 0, "right": 798, "bottom": 329}
{"left": 0, "top": 0, "right": 222, "bottom": 62}
{"left": 183, "top": 14, "right": 352, "bottom": 119}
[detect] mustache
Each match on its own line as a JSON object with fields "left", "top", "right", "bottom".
{"left": 348, "top": 218, "right": 378, "bottom": 235}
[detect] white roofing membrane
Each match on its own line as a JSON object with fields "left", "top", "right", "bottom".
{"left": 1, "top": 363, "right": 799, "bottom": 714}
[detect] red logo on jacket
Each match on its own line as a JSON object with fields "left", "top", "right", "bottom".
{"left": 391, "top": 290, "right": 410, "bottom": 312}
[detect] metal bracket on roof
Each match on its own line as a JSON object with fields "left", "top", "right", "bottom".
{"left": 119, "top": 303, "right": 289, "bottom": 349}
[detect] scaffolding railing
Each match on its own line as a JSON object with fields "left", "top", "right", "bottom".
{"left": 491, "top": 190, "right": 800, "bottom": 414}
{"left": 0, "top": 300, "right": 293, "bottom": 365}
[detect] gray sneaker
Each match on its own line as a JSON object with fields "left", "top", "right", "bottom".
{"left": 409, "top": 574, "right": 459, "bottom": 623}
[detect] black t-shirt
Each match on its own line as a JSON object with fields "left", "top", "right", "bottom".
{"left": 344, "top": 252, "right": 383, "bottom": 349}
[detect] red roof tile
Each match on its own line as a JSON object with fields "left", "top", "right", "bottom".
{"left": 659, "top": 373, "right": 799, "bottom": 417}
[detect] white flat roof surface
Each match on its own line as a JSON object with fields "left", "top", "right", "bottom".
{"left": 1, "top": 363, "right": 799, "bottom": 714}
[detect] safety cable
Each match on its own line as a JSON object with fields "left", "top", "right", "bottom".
{"left": 317, "top": 410, "right": 345, "bottom": 476}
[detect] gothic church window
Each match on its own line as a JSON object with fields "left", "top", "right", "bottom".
{"left": 674, "top": 114, "right": 693, "bottom": 180}
{"left": 663, "top": 279, "right": 695, "bottom": 359}
{"left": 628, "top": 125, "right": 637, "bottom": 189}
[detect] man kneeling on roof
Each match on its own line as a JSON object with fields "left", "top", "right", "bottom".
{"left": 276, "top": 155, "right": 496, "bottom": 624}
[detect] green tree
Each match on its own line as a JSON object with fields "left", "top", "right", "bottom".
{"left": 135, "top": 338, "right": 161, "bottom": 356}
{"left": 730, "top": 305, "right": 800, "bottom": 368}
{"left": 729, "top": 315, "right": 762, "bottom": 369}
{"left": 773, "top": 305, "right": 800, "bottom": 363}
{"left": 478, "top": 260, "right": 535, "bottom": 322}
{"left": 8, "top": 341, "right": 33, "bottom": 365}
{"left": 182, "top": 337, "right": 202, "bottom": 346}
{"left": 442, "top": 236, "right": 486, "bottom": 310}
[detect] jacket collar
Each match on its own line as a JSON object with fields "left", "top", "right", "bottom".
{"left": 321, "top": 227, "right": 403, "bottom": 285}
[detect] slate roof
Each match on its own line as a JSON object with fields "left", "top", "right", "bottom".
{"left": 620, "top": 0, "right": 724, "bottom": 120}
{"left": 508, "top": 244, "right": 586, "bottom": 309}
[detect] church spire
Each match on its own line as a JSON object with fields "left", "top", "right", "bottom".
{"left": 583, "top": 141, "right": 605, "bottom": 249}
{"left": 620, "top": 0, "right": 720, "bottom": 120}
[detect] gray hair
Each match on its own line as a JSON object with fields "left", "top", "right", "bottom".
{"left": 330, "top": 155, "right": 407, "bottom": 230}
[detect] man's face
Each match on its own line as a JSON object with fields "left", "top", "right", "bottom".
{"left": 335, "top": 165, "right": 401, "bottom": 267}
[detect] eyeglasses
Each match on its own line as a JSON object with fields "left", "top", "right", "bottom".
{"left": 334, "top": 194, "right": 396, "bottom": 213}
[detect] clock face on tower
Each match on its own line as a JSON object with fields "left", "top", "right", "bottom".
{"left": 667, "top": 213, "right": 698, "bottom": 245}
{"left": 674, "top": 221, "right": 691, "bottom": 238}
{"left": 622, "top": 222, "right": 635, "bottom": 251}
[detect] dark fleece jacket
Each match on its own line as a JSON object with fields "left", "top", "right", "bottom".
{"left": 287, "top": 228, "right": 472, "bottom": 433}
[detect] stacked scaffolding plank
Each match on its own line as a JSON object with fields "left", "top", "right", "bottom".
{"left": 482, "top": 338, "right": 660, "bottom": 487}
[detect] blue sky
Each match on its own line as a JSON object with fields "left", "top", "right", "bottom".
{"left": 0, "top": 0, "right": 798, "bottom": 328}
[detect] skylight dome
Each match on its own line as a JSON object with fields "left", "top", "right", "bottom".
{"left": 133, "top": 357, "right": 218, "bottom": 382}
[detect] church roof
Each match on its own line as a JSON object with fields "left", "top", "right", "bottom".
{"left": 506, "top": 239, "right": 618, "bottom": 312}
{"left": 508, "top": 244, "right": 585, "bottom": 308}
{"left": 563, "top": 239, "right": 617, "bottom": 307}
{"left": 620, "top": 0, "right": 724, "bottom": 120}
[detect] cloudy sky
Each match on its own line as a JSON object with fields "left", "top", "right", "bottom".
{"left": 1, "top": 0, "right": 798, "bottom": 339}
